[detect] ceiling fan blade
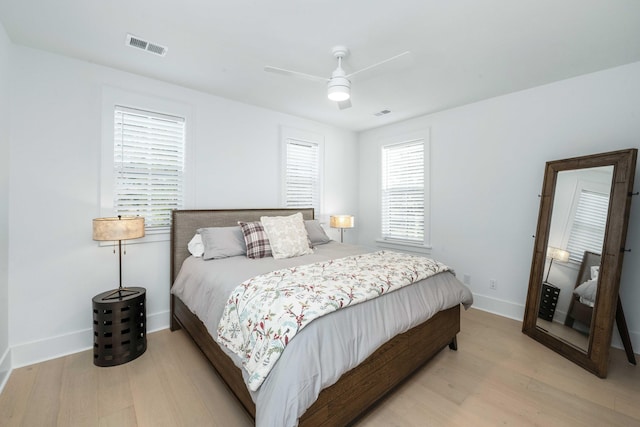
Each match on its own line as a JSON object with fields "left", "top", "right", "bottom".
{"left": 264, "top": 66, "right": 327, "bottom": 83}
{"left": 337, "top": 99, "right": 352, "bottom": 110}
{"left": 345, "top": 51, "right": 413, "bottom": 80}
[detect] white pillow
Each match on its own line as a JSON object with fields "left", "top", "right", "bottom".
{"left": 574, "top": 278, "right": 598, "bottom": 304}
{"left": 260, "top": 213, "right": 314, "bottom": 259}
{"left": 187, "top": 233, "right": 205, "bottom": 257}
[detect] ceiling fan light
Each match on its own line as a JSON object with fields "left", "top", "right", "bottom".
{"left": 328, "top": 87, "right": 350, "bottom": 101}
{"left": 327, "top": 78, "right": 351, "bottom": 101}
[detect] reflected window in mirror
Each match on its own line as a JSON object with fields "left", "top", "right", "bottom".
{"left": 563, "top": 167, "right": 612, "bottom": 263}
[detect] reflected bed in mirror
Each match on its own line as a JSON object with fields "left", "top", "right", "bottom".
{"left": 523, "top": 149, "right": 637, "bottom": 378}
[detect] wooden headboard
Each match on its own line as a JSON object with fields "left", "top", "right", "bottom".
{"left": 170, "top": 208, "right": 315, "bottom": 285}
{"left": 574, "top": 250, "right": 601, "bottom": 288}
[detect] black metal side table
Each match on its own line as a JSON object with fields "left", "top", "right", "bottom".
{"left": 92, "top": 287, "right": 147, "bottom": 367}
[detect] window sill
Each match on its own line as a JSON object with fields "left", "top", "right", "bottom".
{"left": 375, "top": 238, "right": 432, "bottom": 254}
{"left": 97, "top": 229, "right": 169, "bottom": 247}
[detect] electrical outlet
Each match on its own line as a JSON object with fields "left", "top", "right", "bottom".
{"left": 489, "top": 279, "right": 497, "bottom": 290}
{"left": 463, "top": 274, "right": 471, "bottom": 285}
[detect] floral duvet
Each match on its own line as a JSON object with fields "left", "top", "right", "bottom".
{"left": 217, "top": 250, "right": 451, "bottom": 391}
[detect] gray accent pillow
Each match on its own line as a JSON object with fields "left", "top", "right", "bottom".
{"left": 305, "top": 220, "right": 331, "bottom": 245}
{"left": 198, "top": 226, "right": 247, "bottom": 260}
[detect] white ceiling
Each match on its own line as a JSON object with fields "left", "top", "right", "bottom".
{"left": 2, "top": 0, "right": 640, "bottom": 132}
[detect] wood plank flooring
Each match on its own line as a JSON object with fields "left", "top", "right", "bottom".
{"left": 1, "top": 308, "right": 638, "bottom": 426}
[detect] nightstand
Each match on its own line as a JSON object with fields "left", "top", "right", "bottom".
{"left": 92, "top": 287, "right": 147, "bottom": 367}
{"left": 538, "top": 282, "right": 560, "bottom": 321}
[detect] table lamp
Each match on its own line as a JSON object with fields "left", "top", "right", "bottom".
{"left": 545, "top": 246, "right": 570, "bottom": 283}
{"left": 330, "top": 215, "right": 354, "bottom": 243}
{"left": 93, "top": 215, "right": 145, "bottom": 299}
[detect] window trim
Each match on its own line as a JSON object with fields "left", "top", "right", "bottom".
{"left": 101, "top": 87, "right": 194, "bottom": 244}
{"left": 280, "top": 126, "right": 324, "bottom": 216}
{"left": 377, "top": 130, "right": 431, "bottom": 251}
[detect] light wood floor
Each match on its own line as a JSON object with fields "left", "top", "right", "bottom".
{"left": 1, "top": 308, "right": 639, "bottom": 426}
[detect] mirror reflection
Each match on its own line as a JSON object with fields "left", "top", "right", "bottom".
{"left": 535, "top": 166, "right": 613, "bottom": 352}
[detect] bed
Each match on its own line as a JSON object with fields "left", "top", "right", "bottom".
{"left": 169, "top": 208, "right": 473, "bottom": 426}
{"left": 564, "top": 250, "right": 600, "bottom": 330}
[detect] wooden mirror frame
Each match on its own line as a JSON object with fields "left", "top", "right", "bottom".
{"left": 522, "top": 149, "right": 637, "bottom": 377}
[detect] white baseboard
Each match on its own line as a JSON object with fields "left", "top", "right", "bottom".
{"left": 11, "top": 310, "right": 170, "bottom": 369}
{"left": 471, "top": 292, "right": 525, "bottom": 321}
{"left": 471, "top": 292, "right": 639, "bottom": 356}
{"left": 0, "top": 347, "right": 11, "bottom": 394}
{"left": 5, "top": 299, "right": 638, "bottom": 374}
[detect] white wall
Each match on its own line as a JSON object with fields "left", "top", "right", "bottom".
{"left": 7, "top": 45, "right": 358, "bottom": 367}
{"left": 5, "top": 36, "right": 640, "bottom": 374}
{"left": 0, "top": 21, "right": 11, "bottom": 389}
{"left": 358, "top": 61, "right": 640, "bottom": 351}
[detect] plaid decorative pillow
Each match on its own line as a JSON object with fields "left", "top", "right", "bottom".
{"left": 238, "top": 221, "right": 272, "bottom": 259}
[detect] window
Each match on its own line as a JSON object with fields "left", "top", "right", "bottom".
{"left": 284, "top": 138, "right": 320, "bottom": 215}
{"left": 566, "top": 189, "right": 609, "bottom": 262}
{"left": 381, "top": 139, "right": 425, "bottom": 244}
{"left": 113, "top": 106, "right": 186, "bottom": 231}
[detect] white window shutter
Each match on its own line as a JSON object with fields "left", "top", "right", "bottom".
{"left": 285, "top": 139, "right": 320, "bottom": 214}
{"left": 114, "top": 106, "right": 186, "bottom": 230}
{"left": 566, "top": 190, "right": 609, "bottom": 262}
{"left": 381, "top": 140, "right": 425, "bottom": 242}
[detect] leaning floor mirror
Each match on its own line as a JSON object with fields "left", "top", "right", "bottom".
{"left": 523, "top": 149, "right": 637, "bottom": 377}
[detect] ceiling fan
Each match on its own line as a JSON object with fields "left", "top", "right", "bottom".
{"left": 264, "top": 46, "right": 411, "bottom": 110}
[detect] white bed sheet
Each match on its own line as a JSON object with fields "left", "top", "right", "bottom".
{"left": 171, "top": 242, "right": 473, "bottom": 427}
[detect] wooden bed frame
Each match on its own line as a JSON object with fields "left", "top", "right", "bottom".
{"left": 169, "top": 208, "right": 461, "bottom": 426}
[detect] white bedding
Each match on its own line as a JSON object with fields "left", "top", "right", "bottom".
{"left": 574, "top": 278, "right": 597, "bottom": 307}
{"left": 171, "top": 242, "right": 473, "bottom": 427}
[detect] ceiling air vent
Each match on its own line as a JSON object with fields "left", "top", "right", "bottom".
{"left": 126, "top": 34, "right": 167, "bottom": 57}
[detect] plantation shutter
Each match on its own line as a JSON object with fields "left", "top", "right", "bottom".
{"left": 566, "top": 190, "right": 609, "bottom": 262}
{"left": 285, "top": 139, "right": 320, "bottom": 214}
{"left": 381, "top": 140, "right": 425, "bottom": 242}
{"left": 114, "top": 106, "right": 186, "bottom": 230}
